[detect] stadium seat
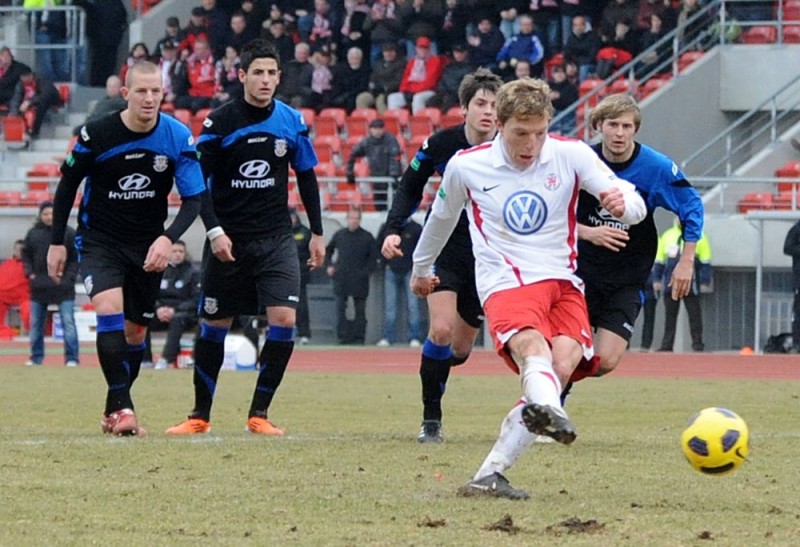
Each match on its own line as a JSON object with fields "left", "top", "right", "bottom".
{"left": 775, "top": 161, "right": 800, "bottom": 193}
{"left": 781, "top": 0, "right": 800, "bottom": 20}
{"left": 737, "top": 191, "right": 773, "bottom": 213}
{"left": 416, "top": 107, "right": 442, "bottom": 128}
{"left": 782, "top": 24, "right": 800, "bottom": 43}
{"left": 678, "top": 51, "right": 705, "bottom": 72}
{"left": 773, "top": 191, "right": 800, "bottom": 210}
{"left": 445, "top": 105, "right": 463, "bottom": 117}
{"left": 440, "top": 113, "right": 463, "bottom": 128}
{"left": 408, "top": 115, "right": 435, "bottom": 138}
{"left": 56, "top": 82, "right": 72, "bottom": 110}
{"left": 381, "top": 108, "right": 409, "bottom": 136}
{"left": 349, "top": 107, "right": 378, "bottom": 122}
{"left": 314, "top": 135, "right": 342, "bottom": 163}
{"left": 578, "top": 78, "right": 605, "bottom": 106}
{"left": 160, "top": 102, "right": 176, "bottom": 113}
{"left": 21, "top": 190, "right": 52, "bottom": 207}
{"left": 639, "top": 76, "right": 670, "bottom": 99}
{"left": 313, "top": 161, "right": 337, "bottom": 180}
{"left": 0, "top": 191, "right": 21, "bottom": 207}
{"left": 313, "top": 116, "right": 339, "bottom": 137}
{"left": 318, "top": 107, "right": 346, "bottom": 130}
{"left": 607, "top": 78, "right": 639, "bottom": 97}
{"left": 167, "top": 192, "right": 182, "bottom": 206}
{"left": 299, "top": 107, "right": 315, "bottom": 127}
{"left": 2, "top": 115, "right": 27, "bottom": 146}
{"left": 345, "top": 116, "right": 369, "bottom": 139}
{"left": 740, "top": 25, "right": 777, "bottom": 44}
{"left": 172, "top": 108, "right": 192, "bottom": 128}
{"left": 27, "top": 163, "right": 61, "bottom": 191}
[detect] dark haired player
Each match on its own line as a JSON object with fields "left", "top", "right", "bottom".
{"left": 166, "top": 39, "right": 325, "bottom": 435}
{"left": 570, "top": 93, "right": 704, "bottom": 391}
{"left": 381, "top": 68, "right": 503, "bottom": 443}
{"left": 47, "top": 61, "right": 206, "bottom": 436}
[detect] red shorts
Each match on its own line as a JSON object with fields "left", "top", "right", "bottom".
{"left": 483, "top": 279, "right": 593, "bottom": 374}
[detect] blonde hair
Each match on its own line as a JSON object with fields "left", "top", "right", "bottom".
{"left": 124, "top": 60, "right": 161, "bottom": 88}
{"left": 495, "top": 78, "right": 554, "bottom": 124}
{"left": 589, "top": 93, "right": 642, "bottom": 132}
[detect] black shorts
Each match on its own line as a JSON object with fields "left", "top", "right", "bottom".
{"left": 200, "top": 233, "right": 300, "bottom": 320}
{"left": 584, "top": 282, "right": 644, "bottom": 341}
{"left": 432, "top": 243, "right": 483, "bottom": 329}
{"left": 78, "top": 239, "right": 162, "bottom": 326}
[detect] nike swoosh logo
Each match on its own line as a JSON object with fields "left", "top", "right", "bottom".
{"left": 483, "top": 184, "right": 500, "bottom": 192}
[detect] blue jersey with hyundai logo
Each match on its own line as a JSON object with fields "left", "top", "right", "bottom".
{"left": 196, "top": 97, "right": 317, "bottom": 241}
{"left": 60, "top": 112, "right": 205, "bottom": 246}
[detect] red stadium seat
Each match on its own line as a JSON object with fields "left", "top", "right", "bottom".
{"left": 737, "top": 191, "right": 773, "bottom": 213}
{"left": 773, "top": 191, "right": 800, "bottom": 210}
{"left": 639, "top": 76, "right": 670, "bottom": 99}
{"left": 2, "top": 115, "right": 27, "bottom": 145}
{"left": 782, "top": 24, "right": 800, "bottom": 43}
{"left": 172, "top": 108, "right": 192, "bottom": 128}
{"left": 299, "top": 107, "right": 316, "bottom": 127}
{"left": 775, "top": 161, "right": 800, "bottom": 194}
{"left": 21, "top": 190, "right": 53, "bottom": 207}
{"left": 345, "top": 116, "right": 369, "bottom": 139}
{"left": 416, "top": 107, "right": 441, "bottom": 128}
{"left": 607, "top": 78, "right": 639, "bottom": 97}
{"left": 578, "top": 78, "right": 605, "bottom": 106}
{"left": 313, "top": 116, "right": 339, "bottom": 137}
{"left": 740, "top": 25, "right": 777, "bottom": 44}
{"left": 27, "top": 163, "right": 61, "bottom": 191}
{"left": 56, "top": 82, "right": 72, "bottom": 109}
{"left": 678, "top": 51, "right": 705, "bottom": 72}
{"left": 381, "top": 108, "right": 409, "bottom": 136}
{"left": 0, "top": 191, "right": 21, "bottom": 207}
{"left": 349, "top": 107, "right": 378, "bottom": 122}
{"left": 408, "top": 115, "right": 435, "bottom": 138}
{"left": 318, "top": 107, "right": 346, "bottom": 130}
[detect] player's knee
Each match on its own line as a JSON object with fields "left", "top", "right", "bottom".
{"left": 597, "top": 353, "right": 622, "bottom": 375}
{"left": 451, "top": 353, "right": 469, "bottom": 367}
{"left": 427, "top": 322, "right": 452, "bottom": 345}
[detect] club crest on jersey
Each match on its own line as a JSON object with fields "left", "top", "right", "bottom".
{"left": 503, "top": 191, "right": 548, "bottom": 235}
{"left": 204, "top": 297, "right": 219, "bottom": 315}
{"left": 545, "top": 173, "right": 559, "bottom": 191}
{"left": 153, "top": 155, "right": 168, "bottom": 172}
{"left": 274, "top": 139, "right": 288, "bottom": 157}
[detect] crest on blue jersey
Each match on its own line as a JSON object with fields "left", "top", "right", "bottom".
{"left": 275, "top": 139, "right": 287, "bottom": 157}
{"left": 503, "top": 191, "right": 548, "bottom": 235}
{"left": 153, "top": 155, "right": 168, "bottom": 172}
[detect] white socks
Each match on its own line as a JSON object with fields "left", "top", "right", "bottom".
{"left": 520, "top": 355, "right": 562, "bottom": 408}
{"left": 474, "top": 400, "right": 536, "bottom": 479}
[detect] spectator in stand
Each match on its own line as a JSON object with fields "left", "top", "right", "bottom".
{"left": 143, "top": 240, "right": 201, "bottom": 370}
{"left": 339, "top": 0, "right": 371, "bottom": 59}
{"left": 119, "top": 43, "right": 151, "bottom": 85}
{"left": 263, "top": 19, "right": 295, "bottom": 66}
{"left": 308, "top": 48, "right": 333, "bottom": 111}
{"left": 0, "top": 240, "right": 30, "bottom": 335}
{"left": 425, "top": 44, "right": 474, "bottom": 112}
{"left": 677, "top": 0, "right": 713, "bottom": 51}
{"left": 174, "top": 37, "right": 217, "bottom": 114}
{"left": 180, "top": 7, "right": 211, "bottom": 54}
{"left": 159, "top": 42, "right": 180, "bottom": 106}
{"left": 636, "top": 12, "right": 672, "bottom": 78}
{"left": 365, "top": 0, "right": 405, "bottom": 65}
{"left": 497, "top": 0, "right": 524, "bottom": 41}
{"left": 528, "top": 0, "right": 562, "bottom": 57}
{"left": 290, "top": 208, "right": 313, "bottom": 345}
{"left": 564, "top": 59, "right": 580, "bottom": 86}
{"left": 387, "top": 36, "right": 444, "bottom": 114}
{"left": 438, "top": 0, "right": 470, "bottom": 55}
{"left": 212, "top": 44, "right": 242, "bottom": 107}
{"left": 397, "top": 0, "right": 444, "bottom": 57}
{"left": 600, "top": 0, "right": 639, "bottom": 43}
{"left": 330, "top": 46, "right": 371, "bottom": 113}
{"left": 307, "top": 0, "right": 335, "bottom": 54}
{"left": 639, "top": 266, "right": 659, "bottom": 351}
{"left": 72, "top": 0, "right": 128, "bottom": 87}
{"left": 23, "top": 201, "right": 79, "bottom": 367}
{"left": 73, "top": 74, "right": 125, "bottom": 135}
{"left": 202, "top": 0, "right": 230, "bottom": 58}
{"left": 275, "top": 42, "right": 314, "bottom": 108}
{"left": 227, "top": 10, "right": 260, "bottom": 53}
{"left": 560, "top": 0, "right": 598, "bottom": 47}
{"left": 0, "top": 47, "right": 31, "bottom": 109}
{"left": 153, "top": 17, "right": 185, "bottom": 62}
{"left": 356, "top": 41, "right": 405, "bottom": 112}
{"left": 596, "top": 17, "right": 639, "bottom": 79}
{"left": 496, "top": 14, "right": 546, "bottom": 79}
{"left": 26, "top": 0, "right": 70, "bottom": 84}
{"left": 376, "top": 219, "right": 423, "bottom": 348}
{"left": 242, "top": 0, "right": 269, "bottom": 33}
{"left": 511, "top": 58, "right": 531, "bottom": 81}
{"left": 9, "top": 68, "right": 61, "bottom": 138}
{"left": 636, "top": 0, "right": 669, "bottom": 33}
{"left": 326, "top": 208, "right": 379, "bottom": 345}
{"left": 564, "top": 15, "right": 602, "bottom": 82}
{"left": 346, "top": 119, "right": 402, "bottom": 210}
{"left": 548, "top": 64, "right": 578, "bottom": 135}
{"left": 467, "top": 16, "right": 505, "bottom": 72}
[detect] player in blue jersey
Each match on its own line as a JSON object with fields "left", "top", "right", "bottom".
{"left": 571, "top": 93, "right": 704, "bottom": 385}
{"left": 166, "top": 40, "right": 325, "bottom": 436}
{"left": 47, "top": 61, "right": 206, "bottom": 436}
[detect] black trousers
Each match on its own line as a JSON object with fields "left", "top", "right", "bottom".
{"left": 144, "top": 312, "right": 198, "bottom": 363}
{"left": 640, "top": 294, "right": 657, "bottom": 350}
{"left": 659, "top": 293, "right": 704, "bottom": 351}
{"left": 335, "top": 294, "right": 367, "bottom": 344}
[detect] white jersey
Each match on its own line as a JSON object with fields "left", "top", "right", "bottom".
{"left": 413, "top": 134, "right": 647, "bottom": 305}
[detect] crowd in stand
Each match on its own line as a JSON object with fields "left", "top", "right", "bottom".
{"left": 136, "top": 0, "right": 753, "bottom": 124}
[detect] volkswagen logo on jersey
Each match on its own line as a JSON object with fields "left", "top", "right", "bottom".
{"left": 239, "top": 160, "right": 271, "bottom": 178}
{"left": 110, "top": 173, "right": 155, "bottom": 200}
{"left": 233, "top": 159, "right": 275, "bottom": 188}
{"left": 503, "top": 191, "right": 548, "bottom": 235}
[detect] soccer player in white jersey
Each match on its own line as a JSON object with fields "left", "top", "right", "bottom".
{"left": 411, "top": 78, "right": 647, "bottom": 499}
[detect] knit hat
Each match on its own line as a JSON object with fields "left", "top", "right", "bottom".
{"left": 39, "top": 200, "right": 54, "bottom": 213}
